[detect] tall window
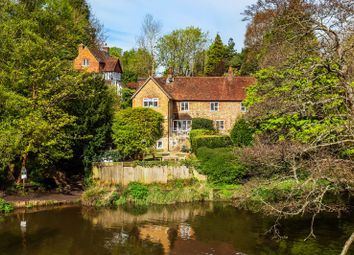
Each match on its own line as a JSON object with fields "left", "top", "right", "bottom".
{"left": 82, "top": 58, "right": 89, "bottom": 67}
{"left": 143, "top": 98, "right": 158, "bottom": 108}
{"left": 215, "top": 120, "right": 225, "bottom": 130}
{"left": 210, "top": 102, "right": 219, "bottom": 112}
{"left": 240, "top": 102, "right": 247, "bottom": 112}
{"left": 180, "top": 101, "right": 189, "bottom": 112}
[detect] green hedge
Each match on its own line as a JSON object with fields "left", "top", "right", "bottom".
{"left": 191, "top": 118, "right": 215, "bottom": 130}
{"left": 230, "top": 118, "right": 254, "bottom": 146}
{"left": 196, "top": 147, "right": 246, "bottom": 184}
{"left": 191, "top": 134, "right": 232, "bottom": 152}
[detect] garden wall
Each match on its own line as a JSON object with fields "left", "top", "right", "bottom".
{"left": 92, "top": 162, "right": 206, "bottom": 186}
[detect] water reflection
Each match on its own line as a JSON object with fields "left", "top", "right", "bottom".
{"left": 0, "top": 203, "right": 352, "bottom": 255}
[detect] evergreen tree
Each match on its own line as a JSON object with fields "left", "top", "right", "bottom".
{"left": 0, "top": 0, "right": 115, "bottom": 186}
{"left": 204, "top": 34, "right": 226, "bottom": 76}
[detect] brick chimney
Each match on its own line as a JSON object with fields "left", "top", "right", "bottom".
{"left": 227, "top": 66, "right": 233, "bottom": 81}
{"left": 166, "top": 67, "right": 174, "bottom": 84}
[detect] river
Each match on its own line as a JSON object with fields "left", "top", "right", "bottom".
{"left": 0, "top": 203, "right": 352, "bottom": 255}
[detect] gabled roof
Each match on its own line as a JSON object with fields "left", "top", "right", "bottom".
{"left": 131, "top": 77, "right": 173, "bottom": 100}
{"left": 88, "top": 48, "right": 122, "bottom": 73}
{"left": 132, "top": 76, "right": 256, "bottom": 101}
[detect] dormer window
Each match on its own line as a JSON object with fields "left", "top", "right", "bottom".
{"left": 82, "top": 58, "right": 89, "bottom": 67}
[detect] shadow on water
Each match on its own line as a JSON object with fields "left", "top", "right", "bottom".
{"left": 0, "top": 203, "right": 352, "bottom": 255}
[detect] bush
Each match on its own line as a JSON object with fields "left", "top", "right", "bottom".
{"left": 196, "top": 147, "right": 246, "bottom": 184}
{"left": 191, "top": 118, "right": 215, "bottom": 130}
{"left": 124, "top": 182, "right": 149, "bottom": 200}
{"left": 230, "top": 118, "right": 254, "bottom": 146}
{"left": 191, "top": 135, "right": 232, "bottom": 152}
{"left": 0, "top": 198, "right": 13, "bottom": 213}
{"left": 112, "top": 108, "right": 164, "bottom": 159}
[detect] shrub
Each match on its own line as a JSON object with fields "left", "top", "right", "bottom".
{"left": 230, "top": 118, "right": 254, "bottom": 146}
{"left": 196, "top": 147, "right": 246, "bottom": 184}
{"left": 0, "top": 198, "right": 14, "bottom": 213}
{"left": 191, "top": 135, "right": 232, "bottom": 152}
{"left": 112, "top": 108, "right": 164, "bottom": 159}
{"left": 125, "top": 182, "right": 149, "bottom": 200}
{"left": 191, "top": 118, "right": 215, "bottom": 130}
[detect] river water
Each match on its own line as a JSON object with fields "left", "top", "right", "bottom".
{"left": 0, "top": 203, "right": 352, "bottom": 255}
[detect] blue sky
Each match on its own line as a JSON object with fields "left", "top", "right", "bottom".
{"left": 87, "top": 0, "right": 257, "bottom": 52}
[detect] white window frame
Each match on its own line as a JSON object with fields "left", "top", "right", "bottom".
{"left": 215, "top": 120, "right": 225, "bottom": 130}
{"left": 210, "top": 102, "right": 219, "bottom": 112}
{"left": 173, "top": 120, "right": 192, "bottom": 132}
{"left": 156, "top": 139, "right": 163, "bottom": 149}
{"left": 180, "top": 101, "right": 189, "bottom": 112}
{"left": 82, "top": 58, "right": 89, "bottom": 67}
{"left": 143, "top": 98, "right": 159, "bottom": 108}
{"left": 240, "top": 102, "right": 247, "bottom": 113}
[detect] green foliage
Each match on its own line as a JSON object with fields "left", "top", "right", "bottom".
{"left": 191, "top": 118, "right": 215, "bottom": 130}
{"left": 244, "top": 58, "right": 349, "bottom": 145}
{"left": 109, "top": 47, "right": 123, "bottom": 58}
{"left": 0, "top": 0, "right": 115, "bottom": 185}
{"left": 124, "top": 182, "right": 149, "bottom": 200}
{"left": 196, "top": 147, "right": 246, "bottom": 184}
{"left": 111, "top": 108, "right": 164, "bottom": 159}
{"left": 120, "top": 88, "right": 135, "bottom": 109}
{"left": 157, "top": 26, "right": 208, "bottom": 76}
{"left": 205, "top": 34, "right": 227, "bottom": 76}
{"left": 191, "top": 135, "right": 232, "bottom": 152}
{"left": 230, "top": 118, "right": 254, "bottom": 146}
{"left": 121, "top": 71, "right": 138, "bottom": 86}
{"left": 121, "top": 48, "right": 153, "bottom": 77}
{"left": 82, "top": 186, "right": 119, "bottom": 207}
{"left": 0, "top": 199, "right": 14, "bottom": 214}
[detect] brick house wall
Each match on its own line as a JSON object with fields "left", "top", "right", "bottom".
{"left": 132, "top": 79, "right": 172, "bottom": 151}
{"left": 173, "top": 101, "right": 244, "bottom": 132}
{"left": 131, "top": 77, "right": 251, "bottom": 152}
{"left": 73, "top": 47, "right": 101, "bottom": 73}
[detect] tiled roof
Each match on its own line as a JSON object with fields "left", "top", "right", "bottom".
{"left": 88, "top": 48, "right": 122, "bottom": 73}
{"left": 127, "top": 80, "right": 145, "bottom": 90}
{"left": 152, "top": 76, "right": 256, "bottom": 101}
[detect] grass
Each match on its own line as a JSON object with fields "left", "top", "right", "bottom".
{"left": 0, "top": 198, "right": 14, "bottom": 213}
{"left": 81, "top": 179, "right": 244, "bottom": 207}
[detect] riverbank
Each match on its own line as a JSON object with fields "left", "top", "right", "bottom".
{"left": 1, "top": 191, "right": 82, "bottom": 210}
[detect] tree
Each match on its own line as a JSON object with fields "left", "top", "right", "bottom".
{"left": 111, "top": 108, "right": 164, "bottom": 159}
{"left": 204, "top": 34, "right": 226, "bottom": 76}
{"left": 157, "top": 26, "right": 208, "bottom": 76}
{"left": 121, "top": 48, "right": 153, "bottom": 78}
{"left": 0, "top": 0, "right": 116, "bottom": 185}
{"left": 240, "top": 0, "right": 354, "bottom": 242}
{"left": 137, "top": 14, "right": 162, "bottom": 76}
{"left": 230, "top": 118, "right": 254, "bottom": 146}
{"left": 109, "top": 47, "right": 123, "bottom": 58}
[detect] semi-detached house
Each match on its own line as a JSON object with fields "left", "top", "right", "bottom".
{"left": 131, "top": 70, "right": 256, "bottom": 152}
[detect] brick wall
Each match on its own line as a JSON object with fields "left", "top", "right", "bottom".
{"left": 173, "top": 101, "right": 244, "bottom": 132}
{"left": 132, "top": 79, "right": 171, "bottom": 150}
